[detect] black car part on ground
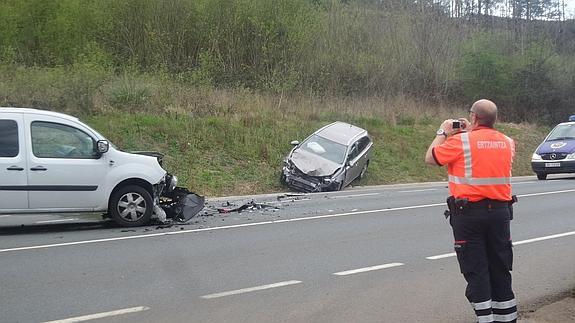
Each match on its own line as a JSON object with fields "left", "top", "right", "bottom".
{"left": 160, "top": 187, "right": 205, "bottom": 222}
{"left": 217, "top": 201, "right": 279, "bottom": 213}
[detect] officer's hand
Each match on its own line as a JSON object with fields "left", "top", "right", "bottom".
{"left": 459, "top": 118, "right": 471, "bottom": 131}
{"left": 440, "top": 119, "right": 457, "bottom": 136}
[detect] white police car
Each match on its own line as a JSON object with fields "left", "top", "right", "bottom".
{"left": 531, "top": 115, "right": 575, "bottom": 180}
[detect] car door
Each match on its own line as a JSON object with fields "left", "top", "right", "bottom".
{"left": 344, "top": 142, "right": 361, "bottom": 186}
{"left": 0, "top": 114, "right": 28, "bottom": 211}
{"left": 25, "top": 115, "right": 108, "bottom": 211}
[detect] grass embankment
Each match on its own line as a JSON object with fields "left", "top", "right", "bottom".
{"left": 0, "top": 67, "right": 550, "bottom": 197}
{"left": 84, "top": 92, "right": 547, "bottom": 196}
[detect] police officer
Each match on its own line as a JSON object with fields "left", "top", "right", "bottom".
{"left": 425, "top": 99, "right": 517, "bottom": 323}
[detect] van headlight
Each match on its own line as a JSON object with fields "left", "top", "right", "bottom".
{"left": 567, "top": 152, "right": 575, "bottom": 160}
{"left": 532, "top": 153, "right": 542, "bottom": 161}
{"left": 167, "top": 175, "right": 178, "bottom": 192}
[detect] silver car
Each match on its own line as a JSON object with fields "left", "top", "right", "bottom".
{"left": 281, "top": 121, "right": 373, "bottom": 192}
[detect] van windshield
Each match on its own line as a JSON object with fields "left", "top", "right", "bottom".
{"left": 546, "top": 124, "right": 575, "bottom": 141}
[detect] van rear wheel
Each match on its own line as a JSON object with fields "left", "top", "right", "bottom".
{"left": 109, "top": 185, "right": 153, "bottom": 227}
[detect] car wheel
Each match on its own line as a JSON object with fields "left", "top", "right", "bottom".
{"left": 109, "top": 185, "right": 153, "bottom": 227}
{"left": 536, "top": 173, "right": 547, "bottom": 180}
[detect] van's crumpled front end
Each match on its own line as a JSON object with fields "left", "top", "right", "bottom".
{"left": 133, "top": 151, "right": 205, "bottom": 223}
{"left": 282, "top": 159, "right": 344, "bottom": 193}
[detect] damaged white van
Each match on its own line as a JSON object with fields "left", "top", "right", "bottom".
{"left": 0, "top": 107, "right": 187, "bottom": 227}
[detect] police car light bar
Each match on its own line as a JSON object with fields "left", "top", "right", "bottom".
{"left": 570, "top": 115, "right": 575, "bottom": 122}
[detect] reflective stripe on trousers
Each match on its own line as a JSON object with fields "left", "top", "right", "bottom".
{"left": 471, "top": 298, "right": 517, "bottom": 323}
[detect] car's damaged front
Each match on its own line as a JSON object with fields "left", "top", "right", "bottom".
{"left": 282, "top": 135, "right": 347, "bottom": 192}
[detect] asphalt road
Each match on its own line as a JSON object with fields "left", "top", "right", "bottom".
{"left": 1, "top": 175, "right": 574, "bottom": 323}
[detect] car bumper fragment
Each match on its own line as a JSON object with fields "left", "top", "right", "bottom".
{"left": 160, "top": 187, "right": 205, "bottom": 222}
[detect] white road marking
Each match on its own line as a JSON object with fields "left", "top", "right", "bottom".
{"left": 511, "top": 181, "right": 536, "bottom": 185}
{"left": 426, "top": 231, "right": 575, "bottom": 260}
{"left": 513, "top": 231, "right": 575, "bottom": 245}
{"left": 331, "top": 193, "right": 380, "bottom": 198}
{"left": 0, "top": 215, "right": 12, "bottom": 218}
{"left": 398, "top": 189, "right": 438, "bottom": 193}
{"left": 0, "top": 202, "right": 444, "bottom": 254}
{"left": 518, "top": 189, "right": 575, "bottom": 197}
{"left": 426, "top": 253, "right": 456, "bottom": 260}
{"left": 43, "top": 306, "right": 149, "bottom": 323}
{"left": 36, "top": 219, "right": 78, "bottom": 224}
{"left": 333, "top": 263, "right": 404, "bottom": 276}
{"left": 201, "top": 280, "right": 301, "bottom": 299}
{"left": 2, "top": 188, "right": 574, "bottom": 254}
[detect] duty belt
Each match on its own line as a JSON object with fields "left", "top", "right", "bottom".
{"left": 465, "top": 199, "right": 511, "bottom": 209}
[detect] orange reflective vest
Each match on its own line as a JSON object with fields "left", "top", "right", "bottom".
{"left": 432, "top": 126, "right": 515, "bottom": 202}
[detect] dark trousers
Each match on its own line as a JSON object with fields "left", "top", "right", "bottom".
{"left": 451, "top": 206, "right": 517, "bottom": 323}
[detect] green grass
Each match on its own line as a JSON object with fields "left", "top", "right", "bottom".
{"left": 82, "top": 111, "right": 549, "bottom": 197}
{"left": 1, "top": 66, "right": 551, "bottom": 197}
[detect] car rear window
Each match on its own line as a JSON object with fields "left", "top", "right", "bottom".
{"left": 0, "top": 119, "right": 19, "bottom": 157}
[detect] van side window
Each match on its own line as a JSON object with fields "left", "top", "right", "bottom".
{"left": 0, "top": 119, "right": 19, "bottom": 157}
{"left": 31, "top": 121, "right": 96, "bottom": 159}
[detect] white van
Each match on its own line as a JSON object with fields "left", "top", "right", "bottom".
{"left": 0, "top": 107, "right": 179, "bottom": 226}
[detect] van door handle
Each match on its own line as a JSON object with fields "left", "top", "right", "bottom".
{"left": 30, "top": 166, "right": 47, "bottom": 171}
{"left": 7, "top": 166, "right": 24, "bottom": 171}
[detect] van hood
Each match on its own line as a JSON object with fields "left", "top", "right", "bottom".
{"left": 130, "top": 151, "right": 164, "bottom": 165}
{"left": 536, "top": 140, "right": 575, "bottom": 154}
{"left": 289, "top": 149, "right": 341, "bottom": 176}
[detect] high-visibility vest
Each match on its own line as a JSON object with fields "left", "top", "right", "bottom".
{"left": 433, "top": 126, "right": 515, "bottom": 202}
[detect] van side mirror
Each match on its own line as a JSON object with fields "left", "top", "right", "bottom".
{"left": 290, "top": 140, "right": 300, "bottom": 146}
{"left": 97, "top": 140, "right": 109, "bottom": 154}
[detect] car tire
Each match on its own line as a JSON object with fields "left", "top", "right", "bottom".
{"left": 109, "top": 185, "right": 153, "bottom": 227}
{"left": 536, "top": 173, "right": 547, "bottom": 180}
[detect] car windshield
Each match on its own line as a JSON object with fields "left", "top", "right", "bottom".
{"left": 546, "top": 124, "right": 575, "bottom": 141}
{"left": 300, "top": 134, "right": 347, "bottom": 164}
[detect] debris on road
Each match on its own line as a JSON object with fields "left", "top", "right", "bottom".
{"left": 160, "top": 187, "right": 205, "bottom": 223}
{"left": 217, "top": 200, "right": 280, "bottom": 214}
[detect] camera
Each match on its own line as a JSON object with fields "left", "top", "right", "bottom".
{"left": 452, "top": 120, "right": 466, "bottom": 129}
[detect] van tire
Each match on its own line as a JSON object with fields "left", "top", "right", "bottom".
{"left": 536, "top": 173, "right": 547, "bottom": 180}
{"left": 109, "top": 185, "right": 153, "bottom": 227}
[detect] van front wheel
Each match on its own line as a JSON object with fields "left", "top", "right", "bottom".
{"left": 536, "top": 173, "right": 547, "bottom": 180}
{"left": 109, "top": 185, "right": 153, "bottom": 227}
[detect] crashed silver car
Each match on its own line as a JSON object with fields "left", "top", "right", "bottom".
{"left": 281, "top": 122, "right": 373, "bottom": 192}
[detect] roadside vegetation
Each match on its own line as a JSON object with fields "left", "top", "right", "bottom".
{"left": 0, "top": 0, "right": 568, "bottom": 195}
{"left": 0, "top": 64, "right": 550, "bottom": 195}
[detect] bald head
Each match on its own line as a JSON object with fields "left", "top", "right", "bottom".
{"left": 471, "top": 99, "right": 497, "bottom": 127}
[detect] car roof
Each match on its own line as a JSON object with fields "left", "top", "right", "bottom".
{"left": 315, "top": 121, "right": 367, "bottom": 146}
{"left": 0, "top": 107, "right": 79, "bottom": 122}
